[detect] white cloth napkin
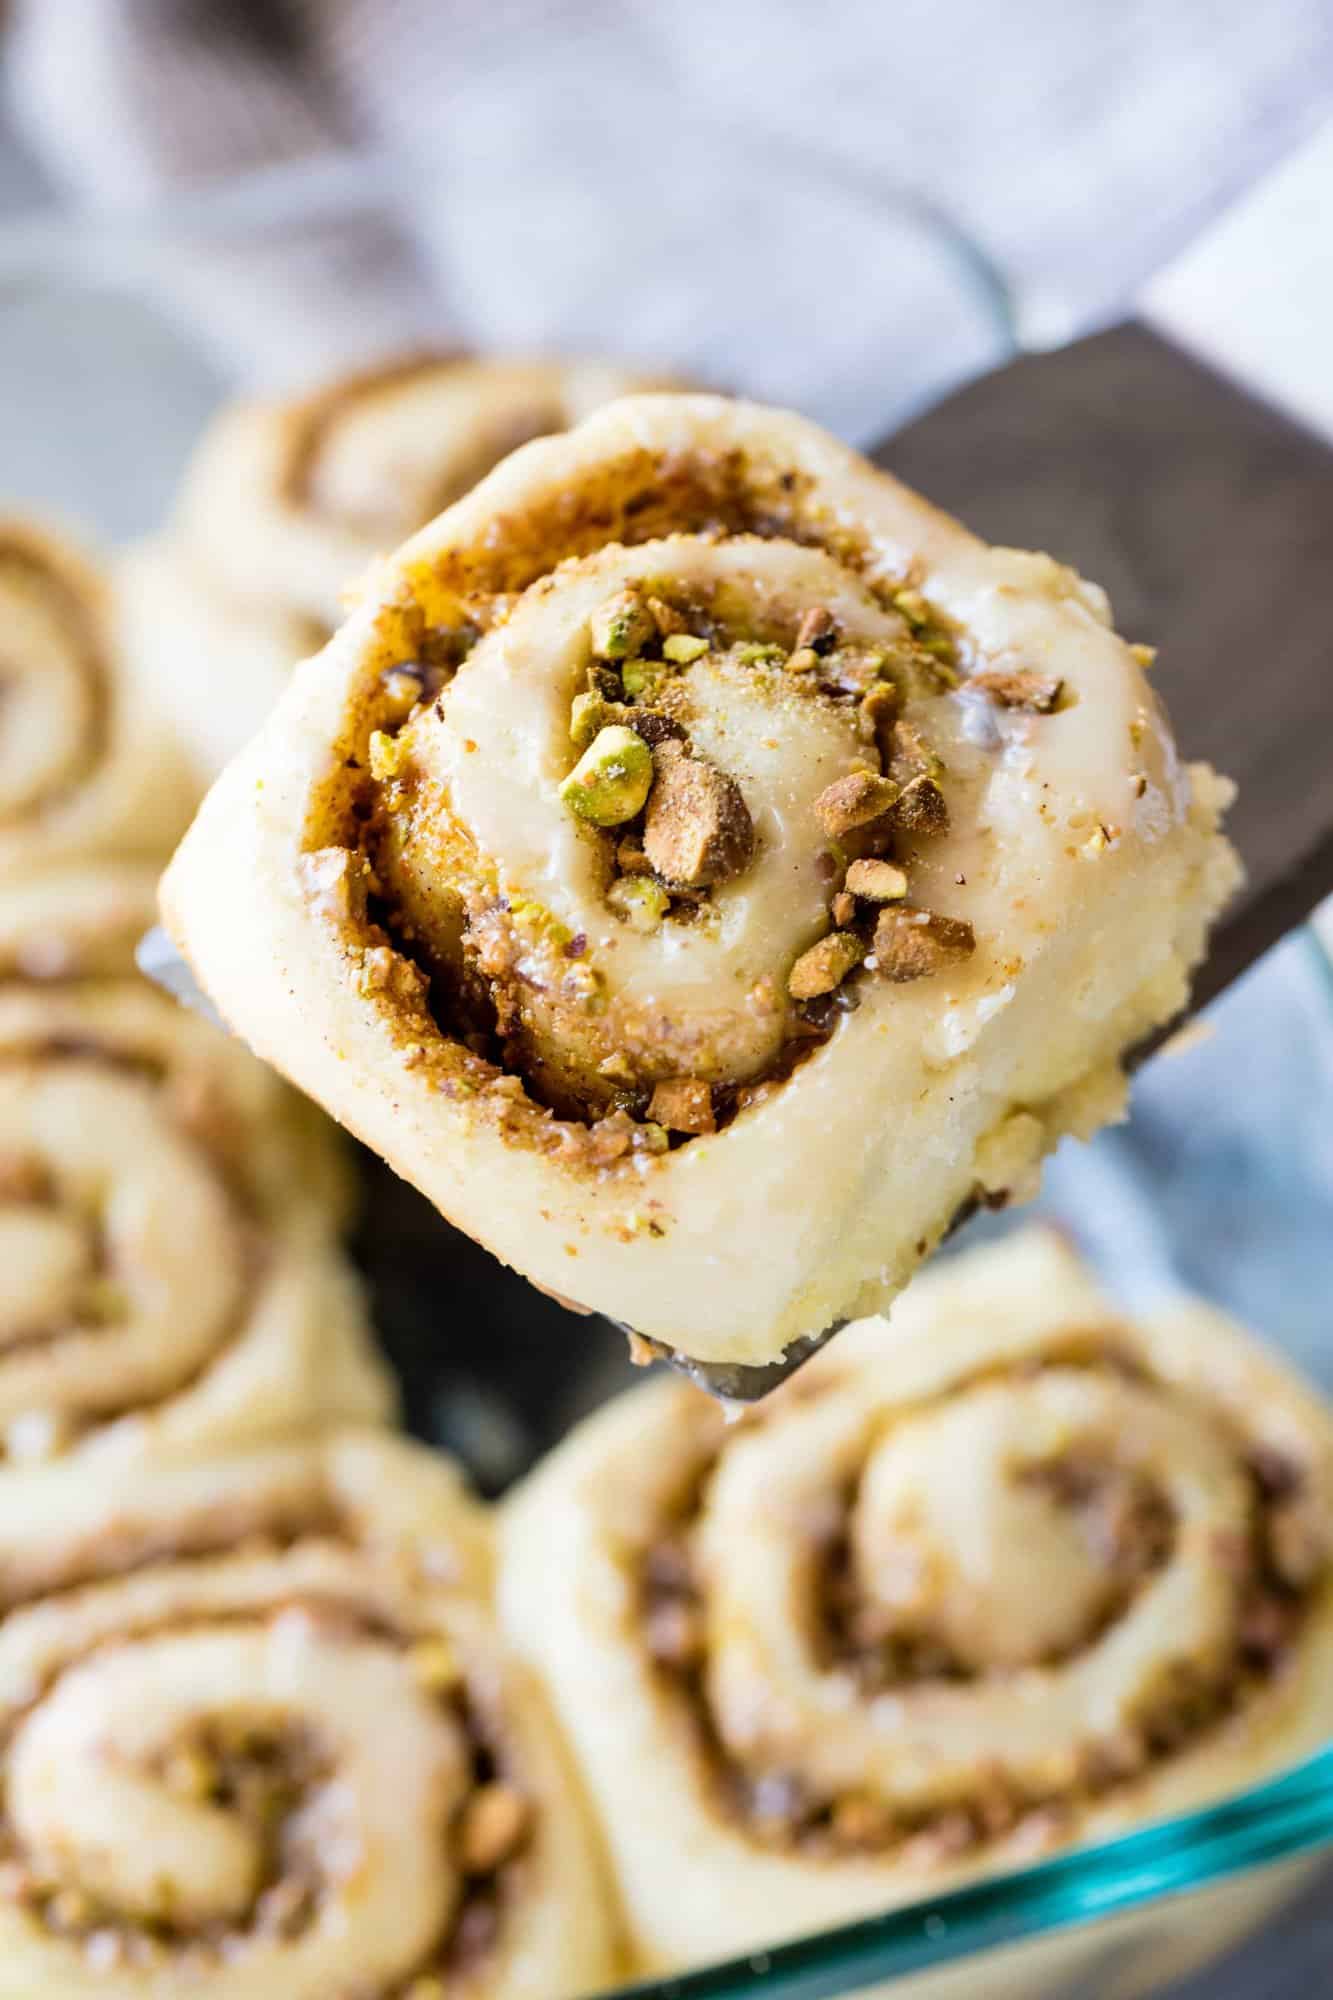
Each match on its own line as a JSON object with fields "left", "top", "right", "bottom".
{"left": 6, "top": 0, "right": 1332, "bottom": 386}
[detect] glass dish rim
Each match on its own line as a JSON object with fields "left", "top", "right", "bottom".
{"left": 1, "top": 149, "right": 1331, "bottom": 1995}
{"left": 621, "top": 1744, "right": 1333, "bottom": 1998}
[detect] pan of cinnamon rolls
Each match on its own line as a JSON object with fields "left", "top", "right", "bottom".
{"left": 0, "top": 340, "right": 1325, "bottom": 2000}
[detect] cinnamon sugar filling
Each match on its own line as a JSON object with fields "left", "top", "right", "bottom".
{"left": 636, "top": 1355, "right": 1322, "bottom": 1864}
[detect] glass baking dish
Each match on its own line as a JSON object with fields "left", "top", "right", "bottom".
{"left": 1, "top": 141, "right": 1330, "bottom": 2000}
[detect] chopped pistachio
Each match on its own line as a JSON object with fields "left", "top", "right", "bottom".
{"left": 620, "top": 659, "right": 656, "bottom": 698}
{"left": 888, "top": 719, "right": 943, "bottom": 786}
{"left": 858, "top": 682, "right": 900, "bottom": 752}
{"left": 813, "top": 769, "right": 899, "bottom": 838}
{"left": 735, "top": 642, "right": 785, "bottom": 666}
{"left": 643, "top": 744, "right": 755, "bottom": 887}
{"left": 570, "top": 690, "right": 623, "bottom": 747}
{"left": 638, "top": 1122, "right": 671, "bottom": 1155}
{"left": 891, "top": 773, "right": 950, "bottom": 836}
{"left": 845, "top": 857, "right": 909, "bottom": 902}
{"left": 1130, "top": 643, "right": 1157, "bottom": 670}
{"left": 368, "top": 728, "right": 406, "bottom": 782}
{"left": 788, "top": 929, "right": 866, "bottom": 1000}
{"left": 559, "top": 726, "right": 654, "bottom": 826}
{"left": 795, "top": 605, "right": 836, "bottom": 653}
{"left": 662, "top": 633, "right": 708, "bottom": 665}
{"left": 599, "top": 1051, "right": 637, "bottom": 1084}
{"left": 590, "top": 589, "right": 656, "bottom": 661}
{"left": 786, "top": 646, "right": 820, "bottom": 672}
{"left": 871, "top": 906, "right": 975, "bottom": 981}
{"left": 649, "top": 1077, "right": 715, "bottom": 1135}
{"left": 893, "top": 587, "right": 930, "bottom": 626}
{"left": 919, "top": 632, "right": 957, "bottom": 666}
{"left": 831, "top": 890, "right": 857, "bottom": 927}
{"left": 970, "top": 669, "right": 1064, "bottom": 713}
{"left": 625, "top": 709, "right": 686, "bottom": 748}
{"left": 647, "top": 595, "right": 686, "bottom": 637}
{"left": 607, "top": 876, "right": 670, "bottom": 932}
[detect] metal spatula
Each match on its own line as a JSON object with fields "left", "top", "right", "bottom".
{"left": 143, "top": 125, "right": 1333, "bottom": 1404}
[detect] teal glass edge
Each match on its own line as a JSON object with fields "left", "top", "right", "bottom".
{"left": 618, "top": 1744, "right": 1333, "bottom": 2000}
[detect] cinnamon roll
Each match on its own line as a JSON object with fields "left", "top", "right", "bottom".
{"left": 0, "top": 1430, "right": 619, "bottom": 1997}
{"left": 162, "top": 394, "right": 1239, "bottom": 1371}
{"left": 0, "top": 977, "right": 392, "bottom": 1472}
{"left": 122, "top": 354, "right": 668, "bottom": 775}
{"left": 0, "top": 522, "right": 195, "bottom": 872}
{"left": 0, "top": 857, "right": 160, "bottom": 981}
{"left": 500, "top": 1229, "right": 1333, "bottom": 1971}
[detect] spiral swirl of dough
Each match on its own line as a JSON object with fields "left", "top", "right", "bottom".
{"left": 0, "top": 857, "right": 160, "bottom": 981}
{"left": 0, "top": 1433, "right": 617, "bottom": 1998}
{"left": 501, "top": 1231, "right": 1333, "bottom": 1970}
{"left": 163, "top": 395, "right": 1238, "bottom": 1366}
{"left": 0, "top": 523, "right": 194, "bottom": 873}
{"left": 121, "top": 355, "right": 669, "bottom": 778}
{"left": 0, "top": 979, "right": 389, "bottom": 1471}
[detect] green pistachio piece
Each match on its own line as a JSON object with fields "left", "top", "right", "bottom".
{"left": 621, "top": 660, "right": 656, "bottom": 697}
{"left": 607, "top": 875, "right": 671, "bottom": 932}
{"left": 788, "top": 930, "right": 866, "bottom": 1000}
{"left": 590, "top": 589, "right": 656, "bottom": 661}
{"left": 662, "top": 633, "right": 708, "bottom": 664}
{"left": 570, "top": 691, "right": 622, "bottom": 747}
{"left": 559, "top": 725, "right": 654, "bottom": 826}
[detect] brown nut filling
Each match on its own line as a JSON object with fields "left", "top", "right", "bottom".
{"left": 649, "top": 1079, "right": 717, "bottom": 1136}
{"left": 636, "top": 1356, "right": 1325, "bottom": 1866}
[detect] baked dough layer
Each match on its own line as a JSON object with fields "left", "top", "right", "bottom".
{"left": 162, "top": 394, "right": 1239, "bottom": 1365}
{"left": 121, "top": 354, "right": 667, "bottom": 777}
{"left": 500, "top": 1230, "right": 1333, "bottom": 1971}
{"left": 0, "top": 521, "right": 195, "bottom": 870}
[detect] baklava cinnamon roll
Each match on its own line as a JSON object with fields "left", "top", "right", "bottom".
{"left": 122, "top": 353, "right": 666, "bottom": 775}
{"left": 0, "top": 1431, "right": 619, "bottom": 1997}
{"left": 162, "top": 394, "right": 1239, "bottom": 1371}
{"left": 0, "top": 522, "right": 194, "bottom": 871}
{"left": 500, "top": 1230, "right": 1333, "bottom": 1972}
{"left": 0, "top": 977, "right": 391, "bottom": 1474}
{"left": 0, "top": 857, "right": 160, "bottom": 981}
